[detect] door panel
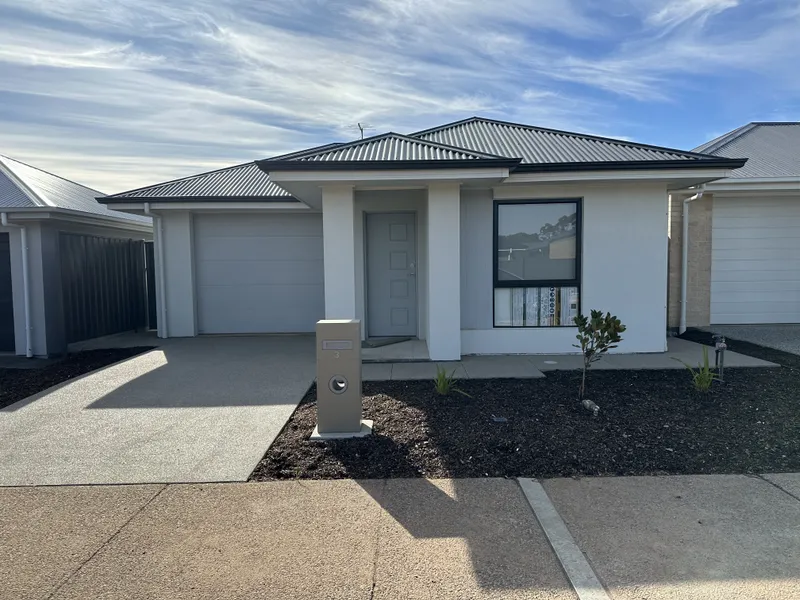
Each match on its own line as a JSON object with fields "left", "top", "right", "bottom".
{"left": 366, "top": 213, "right": 417, "bottom": 337}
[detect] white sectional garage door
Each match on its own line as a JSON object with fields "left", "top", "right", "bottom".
{"left": 194, "top": 213, "right": 324, "bottom": 334}
{"left": 711, "top": 196, "right": 800, "bottom": 324}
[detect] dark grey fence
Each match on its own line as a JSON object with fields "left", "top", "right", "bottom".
{"left": 59, "top": 233, "right": 147, "bottom": 344}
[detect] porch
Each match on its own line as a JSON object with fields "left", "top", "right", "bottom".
{"left": 360, "top": 337, "right": 776, "bottom": 380}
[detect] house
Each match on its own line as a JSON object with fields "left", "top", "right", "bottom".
{"left": 100, "top": 117, "right": 745, "bottom": 360}
{"left": 668, "top": 122, "right": 800, "bottom": 332}
{"left": 0, "top": 155, "right": 153, "bottom": 357}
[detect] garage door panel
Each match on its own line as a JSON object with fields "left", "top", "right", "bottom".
{"left": 713, "top": 280, "right": 800, "bottom": 294}
{"left": 199, "top": 260, "right": 323, "bottom": 286}
{"left": 193, "top": 213, "right": 322, "bottom": 237}
{"left": 195, "top": 236, "right": 323, "bottom": 262}
{"left": 194, "top": 213, "right": 324, "bottom": 334}
{"left": 711, "top": 196, "right": 800, "bottom": 324}
{"left": 713, "top": 247, "right": 799, "bottom": 261}
{"left": 198, "top": 285, "right": 324, "bottom": 333}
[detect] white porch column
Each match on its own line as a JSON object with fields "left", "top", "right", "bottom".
{"left": 160, "top": 211, "right": 196, "bottom": 337}
{"left": 322, "top": 185, "right": 357, "bottom": 319}
{"left": 427, "top": 182, "right": 461, "bottom": 360}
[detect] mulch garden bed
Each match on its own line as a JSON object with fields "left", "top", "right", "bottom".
{"left": 0, "top": 347, "right": 154, "bottom": 410}
{"left": 250, "top": 332, "right": 800, "bottom": 480}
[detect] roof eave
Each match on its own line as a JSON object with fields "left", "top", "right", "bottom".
{"left": 512, "top": 158, "right": 747, "bottom": 173}
{"left": 98, "top": 195, "right": 299, "bottom": 204}
{"left": 257, "top": 158, "right": 522, "bottom": 172}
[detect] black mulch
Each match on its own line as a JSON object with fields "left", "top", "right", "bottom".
{"left": 251, "top": 331, "right": 800, "bottom": 480}
{"left": 0, "top": 347, "right": 154, "bottom": 410}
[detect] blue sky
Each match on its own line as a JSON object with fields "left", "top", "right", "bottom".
{"left": 0, "top": 0, "right": 797, "bottom": 191}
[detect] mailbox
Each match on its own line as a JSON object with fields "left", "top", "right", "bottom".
{"left": 311, "top": 319, "right": 372, "bottom": 439}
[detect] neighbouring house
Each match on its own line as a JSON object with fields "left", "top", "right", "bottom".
{"left": 668, "top": 122, "right": 800, "bottom": 332}
{"left": 0, "top": 155, "right": 153, "bottom": 357}
{"left": 100, "top": 117, "right": 745, "bottom": 360}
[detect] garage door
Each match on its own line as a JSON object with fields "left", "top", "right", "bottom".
{"left": 194, "top": 213, "right": 324, "bottom": 334}
{"left": 711, "top": 196, "right": 800, "bottom": 324}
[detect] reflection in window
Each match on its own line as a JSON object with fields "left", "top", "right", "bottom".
{"left": 494, "top": 200, "right": 581, "bottom": 328}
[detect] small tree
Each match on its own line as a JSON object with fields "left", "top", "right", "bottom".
{"left": 573, "top": 310, "right": 626, "bottom": 402}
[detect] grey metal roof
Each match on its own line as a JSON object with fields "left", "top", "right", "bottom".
{"left": 412, "top": 117, "right": 727, "bottom": 166}
{"left": 282, "top": 133, "right": 510, "bottom": 162}
{"left": 692, "top": 122, "right": 800, "bottom": 178}
{"left": 0, "top": 169, "right": 37, "bottom": 208}
{"left": 105, "top": 161, "right": 296, "bottom": 201}
{"left": 0, "top": 155, "right": 151, "bottom": 223}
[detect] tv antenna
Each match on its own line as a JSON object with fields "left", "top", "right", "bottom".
{"left": 347, "top": 122, "right": 375, "bottom": 139}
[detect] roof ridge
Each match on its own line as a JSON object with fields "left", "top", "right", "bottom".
{"left": 264, "top": 130, "right": 511, "bottom": 162}
{"left": 0, "top": 153, "right": 104, "bottom": 196}
{"left": 411, "top": 116, "right": 724, "bottom": 160}
{"left": 0, "top": 156, "right": 47, "bottom": 207}
{"left": 692, "top": 123, "right": 759, "bottom": 154}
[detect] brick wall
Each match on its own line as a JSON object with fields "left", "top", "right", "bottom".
{"left": 667, "top": 193, "right": 713, "bottom": 331}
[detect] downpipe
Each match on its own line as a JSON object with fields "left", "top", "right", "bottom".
{"left": 1, "top": 213, "right": 33, "bottom": 357}
{"left": 679, "top": 186, "right": 704, "bottom": 335}
{"left": 144, "top": 203, "right": 168, "bottom": 338}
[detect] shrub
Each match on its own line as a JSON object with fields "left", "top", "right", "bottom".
{"left": 433, "top": 365, "right": 472, "bottom": 398}
{"left": 573, "top": 310, "right": 626, "bottom": 401}
{"left": 673, "top": 346, "right": 719, "bottom": 393}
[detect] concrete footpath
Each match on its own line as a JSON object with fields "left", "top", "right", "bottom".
{"left": 2, "top": 475, "right": 799, "bottom": 600}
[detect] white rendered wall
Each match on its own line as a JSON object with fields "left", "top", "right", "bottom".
{"left": 322, "top": 185, "right": 357, "bottom": 320}
{"left": 427, "top": 182, "right": 461, "bottom": 360}
{"left": 461, "top": 182, "right": 669, "bottom": 354}
{"left": 161, "top": 211, "right": 196, "bottom": 337}
{"left": 354, "top": 189, "right": 427, "bottom": 341}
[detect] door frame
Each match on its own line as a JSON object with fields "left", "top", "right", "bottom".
{"left": 363, "top": 210, "right": 420, "bottom": 339}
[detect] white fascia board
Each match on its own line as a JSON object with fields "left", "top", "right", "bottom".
{"left": 504, "top": 168, "right": 732, "bottom": 185}
{"left": 105, "top": 201, "right": 312, "bottom": 212}
{"left": 268, "top": 167, "right": 511, "bottom": 184}
{"left": 0, "top": 207, "right": 153, "bottom": 233}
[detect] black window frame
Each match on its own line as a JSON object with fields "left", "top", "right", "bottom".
{"left": 492, "top": 198, "right": 583, "bottom": 329}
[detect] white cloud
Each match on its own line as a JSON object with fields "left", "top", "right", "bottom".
{"left": 0, "top": 0, "right": 795, "bottom": 190}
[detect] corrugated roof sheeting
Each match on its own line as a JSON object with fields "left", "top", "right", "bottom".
{"left": 289, "top": 133, "right": 502, "bottom": 162}
{"left": 0, "top": 169, "right": 38, "bottom": 208}
{"left": 109, "top": 162, "right": 294, "bottom": 199}
{"left": 692, "top": 123, "right": 800, "bottom": 178}
{"left": 414, "top": 118, "right": 707, "bottom": 164}
{"left": 0, "top": 155, "right": 150, "bottom": 223}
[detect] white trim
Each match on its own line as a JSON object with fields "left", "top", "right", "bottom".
{"left": 503, "top": 168, "right": 733, "bottom": 186}
{"left": 0, "top": 213, "right": 32, "bottom": 357}
{"left": 0, "top": 207, "right": 152, "bottom": 233}
{"left": 269, "top": 167, "right": 510, "bottom": 183}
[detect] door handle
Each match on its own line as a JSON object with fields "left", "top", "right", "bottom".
{"left": 409, "top": 262, "right": 416, "bottom": 276}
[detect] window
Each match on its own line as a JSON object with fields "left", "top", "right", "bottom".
{"left": 493, "top": 200, "right": 581, "bottom": 327}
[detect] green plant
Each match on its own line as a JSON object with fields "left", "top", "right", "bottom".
{"left": 673, "top": 346, "right": 719, "bottom": 393}
{"left": 433, "top": 365, "right": 472, "bottom": 398}
{"left": 573, "top": 310, "right": 626, "bottom": 400}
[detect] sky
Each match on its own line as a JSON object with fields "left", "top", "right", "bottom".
{"left": 0, "top": 0, "right": 797, "bottom": 192}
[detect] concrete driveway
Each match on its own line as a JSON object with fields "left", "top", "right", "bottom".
{"left": 0, "top": 335, "right": 316, "bottom": 486}
{"left": 703, "top": 324, "right": 800, "bottom": 356}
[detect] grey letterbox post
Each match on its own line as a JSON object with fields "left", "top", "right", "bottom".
{"left": 311, "top": 319, "right": 373, "bottom": 440}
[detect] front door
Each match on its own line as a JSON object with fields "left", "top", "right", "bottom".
{"left": 366, "top": 212, "right": 417, "bottom": 337}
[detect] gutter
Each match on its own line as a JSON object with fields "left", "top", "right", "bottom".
{"left": 679, "top": 186, "right": 705, "bottom": 335}
{"left": 1, "top": 213, "right": 32, "bottom": 357}
{"left": 144, "top": 203, "right": 168, "bottom": 338}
